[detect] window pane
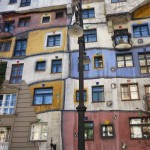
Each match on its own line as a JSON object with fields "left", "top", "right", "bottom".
{"left": 131, "top": 126, "right": 142, "bottom": 138}
{"left": 44, "top": 95, "right": 52, "bottom": 104}
{"left": 34, "top": 95, "right": 43, "bottom": 105}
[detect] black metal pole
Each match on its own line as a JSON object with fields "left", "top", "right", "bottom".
{"left": 76, "top": 0, "right": 87, "bottom": 150}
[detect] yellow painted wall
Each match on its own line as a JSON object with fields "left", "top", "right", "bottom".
{"left": 0, "top": 38, "right": 15, "bottom": 58}
{"left": 26, "top": 27, "right": 67, "bottom": 56}
{"left": 133, "top": 3, "right": 150, "bottom": 19}
{"left": 29, "top": 80, "right": 64, "bottom": 113}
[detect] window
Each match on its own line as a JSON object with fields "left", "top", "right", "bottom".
{"left": 20, "top": 0, "right": 31, "bottom": 7}
{"left": 116, "top": 54, "right": 133, "bottom": 68}
{"left": 42, "top": 16, "right": 50, "bottom": 23}
{"left": 36, "top": 61, "right": 46, "bottom": 71}
{"left": 84, "top": 64, "right": 89, "bottom": 71}
{"left": 10, "top": 64, "right": 23, "bottom": 84}
{"left": 101, "top": 125, "right": 114, "bottom": 138}
{"left": 138, "top": 53, "right": 150, "bottom": 74}
{"left": 92, "top": 86, "right": 104, "bottom": 102}
{"left": 9, "top": 0, "right": 17, "bottom": 4}
{"left": 145, "top": 85, "right": 150, "bottom": 100}
{"left": 30, "top": 123, "right": 47, "bottom": 141}
{"left": 82, "top": 8, "right": 95, "bottom": 19}
{"left": 18, "top": 17, "right": 30, "bottom": 27}
{"left": 121, "top": 84, "right": 139, "bottom": 100}
{"left": 33, "top": 88, "right": 53, "bottom": 105}
{"left": 55, "top": 12, "right": 63, "bottom": 19}
{"left": 0, "top": 42, "right": 11, "bottom": 52}
{"left": 84, "top": 29, "right": 97, "bottom": 42}
{"left": 94, "top": 56, "right": 103, "bottom": 68}
{"left": 51, "top": 59, "right": 62, "bottom": 73}
{"left": 111, "top": 0, "right": 126, "bottom": 2}
{"left": 84, "top": 122, "right": 94, "bottom": 140}
{"left": 0, "top": 94, "right": 16, "bottom": 115}
{"left": 130, "top": 118, "right": 150, "bottom": 139}
{"left": 47, "top": 35, "right": 61, "bottom": 47}
{"left": 133, "top": 24, "right": 149, "bottom": 38}
{"left": 76, "top": 90, "right": 86, "bottom": 101}
{"left": 0, "top": 128, "right": 10, "bottom": 142}
{"left": 14, "top": 39, "right": 27, "bottom": 56}
{"left": 4, "top": 21, "right": 15, "bottom": 32}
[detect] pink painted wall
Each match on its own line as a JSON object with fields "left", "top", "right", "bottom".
{"left": 62, "top": 111, "right": 150, "bottom": 150}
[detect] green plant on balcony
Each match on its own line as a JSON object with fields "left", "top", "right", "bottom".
{"left": 0, "top": 62, "right": 7, "bottom": 85}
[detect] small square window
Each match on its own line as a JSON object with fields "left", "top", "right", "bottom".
{"left": 84, "top": 29, "right": 97, "bottom": 43}
{"left": 30, "top": 123, "right": 47, "bottom": 141}
{"left": 84, "top": 122, "right": 94, "bottom": 140}
{"left": 20, "top": 0, "right": 31, "bottom": 7}
{"left": 92, "top": 86, "right": 104, "bottom": 102}
{"left": 0, "top": 42, "right": 11, "bottom": 52}
{"left": 82, "top": 8, "right": 95, "bottom": 19}
{"left": 51, "top": 59, "right": 62, "bottom": 73}
{"left": 18, "top": 17, "right": 30, "bottom": 27}
{"left": 76, "top": 90, "right": 87, "bottom": 101}
{"left": 47, "top": 35, "right": 61, "bottom": 47}
{"left": 36, "top": 61, "right": 46, "bottom": 71}
{"left": 42, "top": 16, "right": 50, "bottom": 23}
{"left": 55, "top": 12, "right": 63, "bottom": 19}
{"left": 101, "top": 125, "right": 114, "bottom": 138}
{"left": 111, "top": 0, "right": 126, "bottom": 2}
{"left": 94, "top": 56, "right": 103, "bottom": 68}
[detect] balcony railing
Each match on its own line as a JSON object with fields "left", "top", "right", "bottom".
{"left": 112, "top": 32, "right": 132, "bottom": 50}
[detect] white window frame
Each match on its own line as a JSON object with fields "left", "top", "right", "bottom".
{"left": 30, "top": 123, "right": 47, "bottom": 141}
{"left": 0, "top": 94, "right": 16, "bottom": 115}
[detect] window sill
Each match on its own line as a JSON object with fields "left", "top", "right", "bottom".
{"left": 133, "top": 36, "right": 150, "bottom": 38}
{"left": 30, "top": 140, "right": 47, "bottom": 142}
{"left": 85, "top": 41, "right": 97, "bottom": 43}
{"left": 33, "top": 104, "right": 52, "bottom": 106}
{"left": 35, "top": 70, "right": 45, "bottom": 72}
{"left": 92, "top": 101, "right": 105, "bottom": 103}
{"left": 50, "top": 72, "right": 62, "bottom": 74}
{"left": 122, "top": 99, "right": 140, "bottom": 101}
{"left": 0, "top": 114, "right": 17, "bottom": 117}
{"left": 101, "top": 136, "right": 114, "bottom": 139}
{"left": 9, "top": 3, "right": 17, "bottom": 5}
{"left": 117, "top": 66, "right": 134, "bottom": 68}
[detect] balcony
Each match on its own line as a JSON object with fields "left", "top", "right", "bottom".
{"left": 112, "top": 31, "right": 132, "bottom": 50}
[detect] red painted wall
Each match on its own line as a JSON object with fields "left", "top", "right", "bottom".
{"left": 62, "top": 111, "right": 150, "bottom": 150}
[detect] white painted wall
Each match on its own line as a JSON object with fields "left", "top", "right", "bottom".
{"left": 37, "top": 111, "right": 62, "bottom": 150}
{"left": 5, "top": 53, "right": 69, "bottom": 85}
{"left": 65, "top": 78, "right": 150, "bottom": 111}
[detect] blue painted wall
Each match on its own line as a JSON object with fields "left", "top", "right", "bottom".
{"left": 70, "top": 47, "right": 150, "bottom": 78}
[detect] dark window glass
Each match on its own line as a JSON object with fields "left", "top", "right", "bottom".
{"left": 121, "top": 84, "right": 139, "bottom": 100}
{"left": 55, "top": 12, "right": 63, "bottom": 19}
{"left": 84, "top": 29, "right": 97, "bottom": 42}
{"left": 145, "top": 85, "right": 150, "bottom": 100}
{"left": 0, "top": 42, "right": 11, "bottom": 52}
{"left": 10, "top": 64, "right": 23, "bottom": 84}
{"left": 9, "top": 0, "right": 17, "bottom": 4}
{"left": 82, "top": 8, "right": 95, "bottom": 19}
{"left": 111, "top": 0, "right": 126, "bottom": 2}
{"left": 20, "top": 0, "right": 31, "bottom": 7}
{"left": 76, "top": 90, "right": 86, "bottom": 101}
{"left": 138, "top": 53, "right": 150, "bottom": 74}
{"left": 47, "top": 35, "right": 61, "bottom": 47}
{"left": 130, "top": 118, "right": 150, "bottom": 139}
{"left": 94, "top": 56, "right": 103, "bottom": 68}
{"left": 84, "top": 122, "right": 94, "bottom": 140}
{"left": 36, "top": 61, "right": 46, "bottom": 71}
{"left": 42, "top": 16, "right": 50, "bottom": 23}
{"left": 14, "top": 39, "right": 27, "bottom": 56}
{"left": 18, "top": 17, "right": 30, "bottom": 27}
{"left": 133, "top": 25, "right": 149, "bottom": 38}
{"left": 92, "top": 86, "right": 104, "bottom": 102}
{"left": 101, "top": 125, "right": 114, "bottom": 138}
{"left": 33, "top": 88, "right": 53, "bottom": 105}
{"left": 116, "top": 54, "right": 133, "bottom": 68}
{"left": 4, "top": 21, "right": 15, "bottom": 32}
{"left": 51, "top": 59, "right": 62, "bottom": 73}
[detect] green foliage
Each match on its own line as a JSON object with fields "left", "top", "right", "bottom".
{"left": 0, "top": 62, "right": 7, "bottom": 85}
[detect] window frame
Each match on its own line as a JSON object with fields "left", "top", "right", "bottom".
{"left": 4, "top": 21, "right": 15, "bottom": 32}
{"left": 101, "top": 124, "right": 115, "bottom": 139}
{"left": 9, "top": 0, "right": 17, "bottom": 4}
{"left": 10, "top": 64, "right": 24, "bottom": 84}
{"left": 144, "top": 85, "right": 150, "bottom": 100}
{"left": 35, "top": 61, "right": 46, "bottom": 71}
{"left": 18, "top": 17, "right": 30, "bottom": 27}
{"left": 92, "top": 86, "right": 104, "bottom": 102}
{"left": 42, "top": 16, "right": 50, "bottom": 24}
{"left": 138, "top": 52, "right": 150, "bottom": 74}
{"left": 84, "top": 29, "right": 97, "bottom": 43}
{"left": 84, "top": 121, "right": 94, "bottom": 141}
{"left": 51, "top": 59, "right": 62, "bottom": 73}
{"left": 76, "top": 90, "right": 87, "bottom": 102}
{"left": 30, "top": 123, "right": 47, "bottom": 142}
{"left": 116, "top": 53, "right": 133, "bottom": 68}
{"left": 129, "top": 117, "right": 150, "bottom": 139}
{"left": 33, "top": 88, "right": 53, "bottom": 105}
{"left": 133, "top": 24, "right": 150, "bottom": 38}
{"left": 14, "top": 39, "right": 27, "bottom": 56}
{"left": 20, "top": 0, "right": 31, "bottom": 7}
{"left": 111, "top": 0, "right": 126, "bottom": 3}
{"left": 55, "top": 12, "right": 64, "bottom": 19}
{"left": 47, "top": 34, "right": 61, "bottom": 47}
{"left": 82, "top": 8, "right": 95, "bottom": 19}
{"left": 0, "top": 94, "right": 16, "bottom": 115}
{"left": 120, "top": 83, "right": 139, "bottom": 101}
{"left": 0, "top": 41, "right": 11, "bottom": 52}
{"left": 94, "top": 55, "right": 103, "bottom": 69}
